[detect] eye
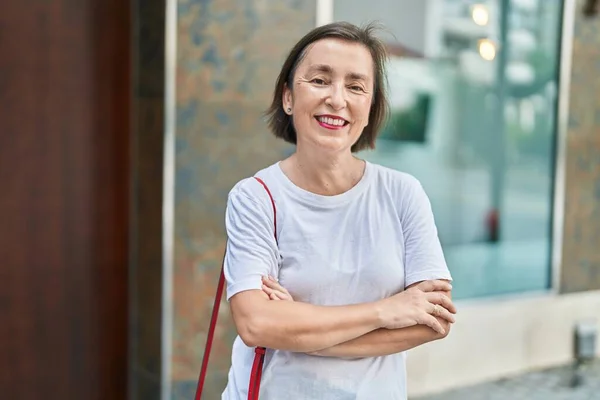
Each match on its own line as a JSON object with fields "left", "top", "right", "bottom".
{"left": 350, "top": 85, "right": 365, "bottom": 92}
{"left": 311, "top": 78, "right": 327, "bottom": 85}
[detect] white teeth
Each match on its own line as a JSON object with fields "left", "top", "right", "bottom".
{"left": 318, "top": 116, "right": 345, "bottom": 126}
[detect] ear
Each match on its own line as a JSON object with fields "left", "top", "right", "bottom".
{"left": 282, "top": 83, "right": 293, "bottom": 114}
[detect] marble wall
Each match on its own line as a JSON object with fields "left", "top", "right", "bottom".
{"left": 171, "top": 0, "right": 314, "bottom": 397}
{"left": 560, "top": 0, "right": 600, "bottom": 293}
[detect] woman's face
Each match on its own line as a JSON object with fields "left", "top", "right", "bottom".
{"left": 283, "top": 38, "right": 374, "bottom": 155}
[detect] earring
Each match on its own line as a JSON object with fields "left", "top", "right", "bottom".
{"left": 287, "top": 108, "right": 292, "bottom": 113}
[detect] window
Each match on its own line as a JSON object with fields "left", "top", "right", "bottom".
{"left": 324, "top": 0, "right": 563, "bottom": 299}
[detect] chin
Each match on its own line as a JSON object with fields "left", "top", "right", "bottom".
{"left": 297, "top": 125, "right": 359, "bottom": 153}
{"left": 312, "top": 136, "right": 353, "bottom": 154}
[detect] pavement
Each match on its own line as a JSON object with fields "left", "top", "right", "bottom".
{"left": 414, "top": 359, "right": 600, "bottom": 400}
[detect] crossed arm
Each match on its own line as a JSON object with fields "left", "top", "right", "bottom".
{"left": 230, "top": 277, "right": 455, "bottom": 357}
{"left": 307, "top": 282, "right": 452, "bottom": 358}
{"left": 309, "top": 322, "right": 449, "bottom": 358}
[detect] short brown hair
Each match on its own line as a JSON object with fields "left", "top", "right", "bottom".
{"left": 266, "top": 21, "right": 389, "bottom": 153}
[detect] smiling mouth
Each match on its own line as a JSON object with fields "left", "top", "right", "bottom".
{"left": 315, "top": 115, "right": 349, "bottom": 129}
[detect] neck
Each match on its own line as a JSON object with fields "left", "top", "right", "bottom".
{"left": 283, "top": 146, "right": 365, "bottom": 196}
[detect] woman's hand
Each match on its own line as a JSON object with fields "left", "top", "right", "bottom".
{"left": 261, "top": 277, "right": 454, "bottom": 335}
{"left": 377, "top": 280, "right": 456, "bottom": 335}
{"left": 261, "top": 275, "right": 294, "bottom": 301}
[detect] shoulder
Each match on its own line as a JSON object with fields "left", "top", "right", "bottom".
{"left": 367, "top": 162, "right": 432, "bottom": 218}
{"left": 368, "top": 162, "right": 424, "bottom": 194}
{"left": 227, "top": 163, "right": 280, "bottom": 209}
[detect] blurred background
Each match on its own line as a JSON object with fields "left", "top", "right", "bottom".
{"left": 1, "top": 0, "right": 599, "bottom": 399}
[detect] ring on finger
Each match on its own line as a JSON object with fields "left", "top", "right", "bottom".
{"left": 432, "top": 304, "right": 440, "bottom": 316}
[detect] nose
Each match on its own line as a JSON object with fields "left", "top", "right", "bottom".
{"left": 325, "top": 83, "right": 347, "bottom": 111}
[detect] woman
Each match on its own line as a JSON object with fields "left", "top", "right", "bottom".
{"left": 222, "top": 21, "right": 456, "bottom": 399}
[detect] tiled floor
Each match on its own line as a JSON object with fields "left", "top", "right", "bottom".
{"left": 414, "top": 359, "right": 600, "bottom": 400}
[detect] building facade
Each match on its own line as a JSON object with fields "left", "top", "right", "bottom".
{"left": 132, "top": 0, "right": 600, "bottom": 398}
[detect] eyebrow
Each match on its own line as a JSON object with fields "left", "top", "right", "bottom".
{"left": 307, "top": 64, "right": 369, "bottom": 82}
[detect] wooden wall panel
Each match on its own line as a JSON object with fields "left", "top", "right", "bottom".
{"left": 0, "top": 1, "right": 131, "bottom": 398}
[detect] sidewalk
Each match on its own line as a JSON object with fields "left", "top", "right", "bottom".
{"left": 414, "top": 359, "right": 600, "bottom": 400}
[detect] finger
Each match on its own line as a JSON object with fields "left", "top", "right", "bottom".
{"left": 263, "top": 285, "right": 290, "bottom": 300}
{"left": 262, "top": 277, "right": 277, "bottom": 289}
{"left": 269, "top": 293, "right": 280, "bottom": 301}
{"left": 262, "top": 275, "right": 275, "bottom": 285}
{"left": 418, "top": 280, "right": 452, "bottom": 293}
{"left": 262, "top": 284, "right": 275, "bottom": 295}
{"left": 270, "top": 290, "right": 285, "bottom": 299}
{"left": 418, "top": 280, "right": 453, "bottom": 293}
{"left": 262, "top": 285, "right": 288, "bottom": 298}
{"left": 440, "top": 295, "right": 457, "bottom": 314}
{"left": 429, "top": 303, "right": 455, "bottom": 323}
{"left": 272, "top": 291, "right": 290, "bottom": 301}
{"left": 262, "top": 276, "right": 284, "bottom": 290}
{"left": 426, "top": 292, "right": 457, "bottom": 314}
{"left": 265, "top": 275, "right": 282, "bottom": 286}
{"left": 436, "top": 306, "right": 456, "bottom": 324}
{"left": 420, "top": 314, "right": 446, "bottom": 335}
{"left": 263, "top": 278, "right": 285, "bottom": 291}
{"left": 264, "top": 277, "right": 292, "bottom": 297}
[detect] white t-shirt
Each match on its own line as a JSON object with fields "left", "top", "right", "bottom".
{"left": 222, "top": 161, "right": 452, "bottom": 400}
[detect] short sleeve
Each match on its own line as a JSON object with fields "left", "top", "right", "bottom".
{"left": 224, "top": 185, "right": 279, "bottom": 300}
{"left": 401, "top": 177, "right": 452, "bottom": 288}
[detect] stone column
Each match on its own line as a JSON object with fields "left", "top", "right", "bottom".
{"left": 170, "top": 1, "right": 315, "bottom": 398}
{"left": 560, "top": 0, "right": 600, "bottom": 293}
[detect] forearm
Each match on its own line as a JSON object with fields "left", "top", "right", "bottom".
{"left": 310, "top": 318, "right": 449, "bottom": 359}
{"left": 311, "top": 286, "right": 453, "bottom": 359}
{"left": 232, "top": 292, "right": 383, "bottom": 353}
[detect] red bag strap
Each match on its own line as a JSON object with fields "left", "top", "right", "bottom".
{"left": 254, "top": 177, "right": 278, "bottom": 244}
{"left": 195, "top": 177, "right": 277, "bottom": 400}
